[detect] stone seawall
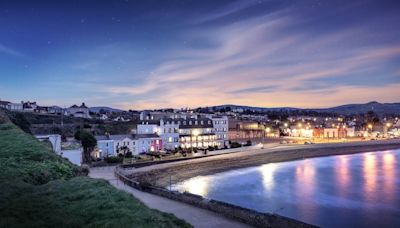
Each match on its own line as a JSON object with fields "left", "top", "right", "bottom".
{"left": 115, "top": 167, "right": 317, "bottom": 228}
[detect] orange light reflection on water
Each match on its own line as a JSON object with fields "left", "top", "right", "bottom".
{"left": 382, "top": 152, "right": 396, "bottom": 202}
{"left": 295, "top": 160, "right": 316, "bottom": 219}
{"left": 363, "top": 153, "right": 377, "bottom": 202}
{"left": 335, "top": 156, "right": 350, "bottom": 197}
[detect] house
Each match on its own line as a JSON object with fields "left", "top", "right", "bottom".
{"left": 48, "top": 106, "right": 63, "bottom": 115}
{"left": 95, "top": 133, "right": 163, "bottom": 158}
{"left": 66, "top": 103, "right": 91, "bottom": 118}
{"left": 133, "top": 134, "right": 163, "bottom": 154}
{"left": 99, "top": 114, "right": 108, "bottom": 120}
{"left": 95, "top": 134, "right": 136, "bottom": 158}
{"left": 23, "top": 101, "right": 38, "bottom": 112}
{"left": 35, "top": 106, "right": 49, "bottom": 114}
{"left": 0, "top": 100, "right": 9, "bottom": 109}
{"left": 0, "top": 100, "right": 25, "bottom": 112}
{"left": 113, "top": 116, "right": 129, "bottom": 122}
{"left": 6, "top": 102, "right": 23, "bottom": 111}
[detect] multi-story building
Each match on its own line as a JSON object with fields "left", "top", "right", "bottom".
{"left": 136, "top": 113, "right": 229, "bottom": 150}
{"left": 228, "top": 119, "right": 265, "bottom": 140}
{"left": 178, "top": 117, "right": 217, "bottom": 149}
{"left": 208, "top": 115, "right": 229, "bottom": 147}
{"left": 159, "top": 118, "right": 180, "bottom": 150}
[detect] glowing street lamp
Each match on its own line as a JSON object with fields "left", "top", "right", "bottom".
{"left": 386, "top": 123, "right": 392, "bottom": 128}
{"left": 297, "top": 123, "right": 302, "bottom": 128}
{"left": 284, "top": 123, "right": 288, "bottom": 127}
{"left": 368, "top": 124, "right": 373, "bottom": 129}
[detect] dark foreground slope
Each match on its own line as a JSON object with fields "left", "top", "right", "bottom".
{"left": 0, "top": 112, "right": 190, "bottom": 228}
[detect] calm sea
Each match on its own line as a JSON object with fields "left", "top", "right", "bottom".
{"left": 172, "top": 149, "right": 400, "bottom": 227}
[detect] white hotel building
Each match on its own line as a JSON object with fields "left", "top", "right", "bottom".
{"left": 137, "top": 113, "right": 229, "bottom": 150}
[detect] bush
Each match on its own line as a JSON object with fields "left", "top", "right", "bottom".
{"left": 105, "top": 156, "right": 123, "bottom": 163}
{"left": 230, "top": 141, "right": 241, "bottom": 148}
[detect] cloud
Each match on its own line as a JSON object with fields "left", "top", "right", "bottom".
{"left": 105, "top": 5, "right": 400, "bottom": 110}
{"left": 0, "top": 44, "right": 25, "bottom": 58}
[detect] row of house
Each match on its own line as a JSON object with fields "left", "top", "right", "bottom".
{"left": 94, "top": 112, "right": 229, "bottom": 157}
{"left": 94, "top": 133, "right": 162, "bottom": 158}
{"left": 0, "top": 99, "right": 91, "bottom": 118}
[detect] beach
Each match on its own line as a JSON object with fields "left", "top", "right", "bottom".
{"left": 124, "top": 139, "right": 400, "bottom": 187}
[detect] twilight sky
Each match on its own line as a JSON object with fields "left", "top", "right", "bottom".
{"left": 1, "top": 0, "right": 400, "bottom": 110}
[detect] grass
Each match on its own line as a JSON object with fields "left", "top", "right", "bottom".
{"left": 0, "top": 112, "right": 191, "bottom": 228}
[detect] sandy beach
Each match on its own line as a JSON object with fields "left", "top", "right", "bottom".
{"left": 124, "top": 140, "right": 400, "bottom": 187}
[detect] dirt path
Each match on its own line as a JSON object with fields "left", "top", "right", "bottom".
{"left": 89, "top": 166, "right": 251, "bottom": 228}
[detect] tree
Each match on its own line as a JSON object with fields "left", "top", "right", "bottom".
{"left": 75, "top": 130, "right": 97, "bottom": 164}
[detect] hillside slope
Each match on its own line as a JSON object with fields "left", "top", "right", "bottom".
{"left": 0, "top": 112, "right": 190, "bottom": 228}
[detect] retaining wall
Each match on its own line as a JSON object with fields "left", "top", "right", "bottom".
{"left": 115, "top": 167, "right": 317, "bottom": 228}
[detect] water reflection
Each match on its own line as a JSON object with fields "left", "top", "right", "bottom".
{"left": 173, "top": 150, "right": 400, "bottom": 227}
{"left": 382, "top": 152, "right": 396, "bottom": 202}
{"left": 177, "top": 176, "right": 211, "bottom": 196}
{"left": 295, "top": 160, "right": 316, "bottom": 220}
{"left": 336, "top": 156, "right": 350, "bottom": 197}
{"left": 363, "top": 153, "right": 377, "bottom": 202}
{"left": 259, "top": 163, "right": 276, "bottom": 192}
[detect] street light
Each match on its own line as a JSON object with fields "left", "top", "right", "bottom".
{"left": 298, "top": 123, "right": 302, "bottom": 128}
{"left": 386, "top": 123, "right": 392, "bottom": 128}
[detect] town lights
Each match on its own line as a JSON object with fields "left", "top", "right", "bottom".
{"left": 284, "top": 123, "right": 288, "bottom": 127}
{"left": 386, "top": 123, "right": 392, "bottom": 128}
{"left": 298, "top": 123, "right": 302, "bottom": 128}
{"left": 266, "top": 127, "right": 271, "bottom": 133}
{"left": 368, "top": 124, "right": 373, "bottom": 129}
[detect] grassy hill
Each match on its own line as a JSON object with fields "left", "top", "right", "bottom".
{"left": 0, "top": 112, "right": 190, "bottom": 227}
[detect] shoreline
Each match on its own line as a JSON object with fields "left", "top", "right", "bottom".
{"left": 126, "top": 140, "right": 400, "bottom": 187}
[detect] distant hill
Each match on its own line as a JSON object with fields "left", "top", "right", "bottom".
{"left": 89, "top": 106, "right": 125, "bottom": 113}
{"left": 312, "top": 101, "right": 400, "bottom": 115}
{"left": 213, "top": 104, "right": 300, "bottom": 112}
{"left": 211, "top": 102, "right": 400, "bottom": 115}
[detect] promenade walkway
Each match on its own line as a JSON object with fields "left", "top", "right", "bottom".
{"left": 89, "top": 166, "right": 250, "bottom": 228}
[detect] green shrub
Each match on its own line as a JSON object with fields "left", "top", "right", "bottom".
{"left": 105, "top": 156, "right": 123, "bottom": 163}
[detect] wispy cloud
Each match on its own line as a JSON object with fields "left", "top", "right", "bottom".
{"left": 105, "top": 5, "right": 400, "bottom": 109}
{"left": 0, "top": 44, "right": 25, "bottom": 58}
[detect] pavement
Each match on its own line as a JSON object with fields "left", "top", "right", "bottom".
{"left": 89, "top": 166, "right": 251, "bottom": 228}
